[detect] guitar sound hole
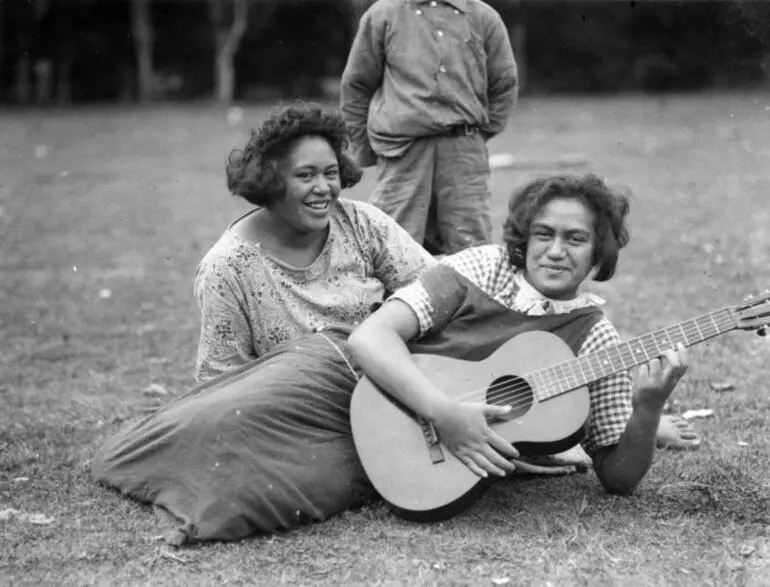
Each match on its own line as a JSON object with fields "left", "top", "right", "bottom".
{"left": 486, "top": 375, "right": 533, "bottom": 419}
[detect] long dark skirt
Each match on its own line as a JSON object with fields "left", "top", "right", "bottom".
{"left": 91, "top": 329, "right": 375, "bottom": 542}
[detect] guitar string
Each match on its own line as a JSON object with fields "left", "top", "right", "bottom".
{"left": 442, "top": 316, "right": 735, "bottom": 408}
{"left": 452, "top": 317, "right": 732, "bottom": 407}
{"left": 457, "top": 318, "right": 730, "bottom": 408}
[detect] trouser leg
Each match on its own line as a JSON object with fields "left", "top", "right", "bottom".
{"left": 369, "top": 139, "right": 436, "bottom": 245}
{"left": 432, "top": 132, "right": 493, "bottom": 255}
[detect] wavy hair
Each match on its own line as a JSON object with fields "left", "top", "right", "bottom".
{"left": 502, "top": 174, "right": 631, "bottom": 282}
{"left": 225, "top": 103, "right": 363, "bottom": 207}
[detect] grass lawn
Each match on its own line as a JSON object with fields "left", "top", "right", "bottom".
{"left": 1, "top": 93, "right": 769, "bottom": 586}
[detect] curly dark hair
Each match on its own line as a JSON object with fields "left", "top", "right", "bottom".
{"left": 502, "top": 174, "right": 631, "bottom": 282}
{"left": 225, "top": 103, "right": 363, "bottom": 207}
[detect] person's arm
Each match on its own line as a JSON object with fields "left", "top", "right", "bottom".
{"left": 348, "top": 299, "right": 518, "bottom": 478}
{"left": 340, "top": 10, "right": 386, "bottom": 167}
{"left": 483, "top": 13, "right": 518, "bottom": 138}
{"left": 593, "top": 345, "right": 688, "bottom": 494}
{"left": 193, "top": 261, "right": 257, "bottom": 382}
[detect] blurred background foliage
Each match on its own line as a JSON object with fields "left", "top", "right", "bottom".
{"left": 0, "top": 0, "right": 768, "bottom": 105}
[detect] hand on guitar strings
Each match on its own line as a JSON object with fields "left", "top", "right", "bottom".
{"left": 431, "top": 400, "right": 519, "bottom": 478}
{"left": 632, "top": 343, "right": 689, "bottom": 413}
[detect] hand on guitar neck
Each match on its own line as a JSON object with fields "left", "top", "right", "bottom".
{"left": 631, "top": 343, "right": 689, "bottom": 414}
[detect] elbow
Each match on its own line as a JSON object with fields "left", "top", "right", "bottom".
{"left": 596, "top": 467, "right": 641, "bottom": 496}
{"left": 593, "top": 450, "right": 642, "bottom": 496}
{"left": 347, "top": 322, "right": 374, "bottom": 362}
{"left": 601, "top": 479, "right": 638, "bottom": 496}
{"left": 348, "top": 318, "right": 402, "bottom": 366}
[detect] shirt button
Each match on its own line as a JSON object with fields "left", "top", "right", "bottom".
{"left": 439, "top": 65, "right": 447, "bottom": 73}
{"left": 454, "top": 9, "right": 460, "bottom": 14}
{"left": 416, "top": 9, "right": 422, "bottom": 15}
{"left": 437, "top": 30, "right": 444, "bottom": 37}
{"left": 430, "top": 1, "right": 437, "bottom": 6}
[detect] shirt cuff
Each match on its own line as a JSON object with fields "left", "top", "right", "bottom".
{"left": 388, "top": 282, "right": 435, "bottom": 337}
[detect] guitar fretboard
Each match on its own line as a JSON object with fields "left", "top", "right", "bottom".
{"left": 529, "top": 308, "right": 737, "bottom": 400}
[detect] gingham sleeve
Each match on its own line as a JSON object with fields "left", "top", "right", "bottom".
{"left": 389, "top": 260, "right": 483, "bottom": 338}
{"left": 440, "top": 245, "right": 508, "bottom": 295}
{"left": 578, "top": 316, "right": 634, "bottom": 456}
{"left": 387, "top": 281, "right": 436, "bottom": 337}
{"left": 389, "top": 246, "right": 511, "bottom": 338}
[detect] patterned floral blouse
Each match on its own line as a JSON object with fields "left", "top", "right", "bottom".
{"left": 193, "top": 199, "right": 434, "bottom": 381}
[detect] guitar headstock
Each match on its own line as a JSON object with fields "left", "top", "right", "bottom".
{"left": 734, "top": 290, "right": 770, "bottom": 336}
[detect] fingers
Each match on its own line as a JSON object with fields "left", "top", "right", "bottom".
{"left": 662, "top": 343, "right": 687, "bottom": 367}
{"left": 662, "top": 343, "right": 689, "bottom": 383}
{"left": 639, "top": 344, "right": 689, "bottom": 384}
{"left": 460, "top": 455, "right": 493, "bottom": 479}
{"left": 456, "top": 405, "right": 518, "bottom": 477}
{"left": 473, "top": 421, "right": 519, "bottom": 476}
{"left": 482, "top": 403, "right": 513, "bottom": 421}
{"left": 487, "top": 430, "right": 520, "bottom": 460}
{"left": 646, "top": 358, "right": 661, "bottom": 380}
{"left": 482, "top": 403, "right": 520, "bottom": 460}
{"left": 459, "top": 446, "right": 516, "bottom": 478}
{"left": 444, "top": 403, "right": 520, "bottom": 478}
{"left": 482, "top": 443, "right": 518, "bottom": 474}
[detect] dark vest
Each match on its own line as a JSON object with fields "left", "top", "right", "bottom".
{"left": 407, "top": 264, "right": 603, "bottom": 361}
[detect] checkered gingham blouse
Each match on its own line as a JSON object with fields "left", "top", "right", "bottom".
{"left": 390, "top": 244, "right": 633, "bottom": 457}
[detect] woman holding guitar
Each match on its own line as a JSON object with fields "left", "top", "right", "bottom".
{"left": 349, "top": 174, "right": 689, "bottom": 497}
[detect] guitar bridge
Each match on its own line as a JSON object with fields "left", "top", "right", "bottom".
{"left": 418, "top": 417, "right": 445, "bottom": 464}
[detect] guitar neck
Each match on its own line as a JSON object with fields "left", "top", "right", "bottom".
{"left": 531, "top": 308, "right": 739, "bottom": 400}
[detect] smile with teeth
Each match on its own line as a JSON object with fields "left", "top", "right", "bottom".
{"left": 305, "top": 200, "right": 330, "bottom": 211}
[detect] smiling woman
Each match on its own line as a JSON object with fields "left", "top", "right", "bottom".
{"left": 195, "top": 104, "right": 434, "bottom": 378}
{"left": 91, "top": 104, "right": 434, "bottom": 543}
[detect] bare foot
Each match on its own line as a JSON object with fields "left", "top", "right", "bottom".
{"left": 656, "top": 414, "right": 701, "bottom": 450}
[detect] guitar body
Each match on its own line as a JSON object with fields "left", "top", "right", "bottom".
{"left": 350, "top": 330, "right": 591, "bottom": 522}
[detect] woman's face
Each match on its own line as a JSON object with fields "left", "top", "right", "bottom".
{"left": 524, "top": 197, "right": 596, "bottom": 300}
{"left": 270, "top": 135, "right": 341, "bottom": 235}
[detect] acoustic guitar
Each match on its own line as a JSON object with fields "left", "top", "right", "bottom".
{"left": 350, "top": 294, "right": 770, "bottom": 522}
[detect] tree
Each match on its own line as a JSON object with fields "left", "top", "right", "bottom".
{"left": 0, "top": 0, "right": 4, "bottom": 100}
{"left": 13, "top": 0, "right": 35, "bottom": 103}
{"left": 730, "top": 0, "right": 770, "bottom": 83}
{"left": 208, "top": 0, "right": 248, "bottom": 104}
{"left": 132, "top": 0, "right": 153, "bottom": 101}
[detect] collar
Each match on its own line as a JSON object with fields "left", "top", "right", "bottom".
{"left": 412, "top": 0, "right": 469, "bottom": 13}
{"left": 511, "top": 270, "right": 606, "bottom": 316}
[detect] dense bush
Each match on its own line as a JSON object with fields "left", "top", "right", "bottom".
{"left": 504, "top": 0, "right": 767, "bottom": 93}
{"left": 0, "top": 0, "right": 767, "bottom": 103}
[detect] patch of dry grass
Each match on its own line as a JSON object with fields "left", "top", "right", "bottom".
{"left": 1, "top": 94, "right": 769, "bottom": 586}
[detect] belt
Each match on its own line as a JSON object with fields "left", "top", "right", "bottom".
{"left": 436, "top": 124, "right": 479, "bottom": 138}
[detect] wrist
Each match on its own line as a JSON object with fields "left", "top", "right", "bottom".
{"left": 632, "top": 398, "right": 665, "bottom": 424}
{"left": 425, "top": 394, "right": 457, "bottom": 423}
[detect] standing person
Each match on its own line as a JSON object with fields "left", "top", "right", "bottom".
{"left": 340, "top": 0, "right": 518, "bottom": 255}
